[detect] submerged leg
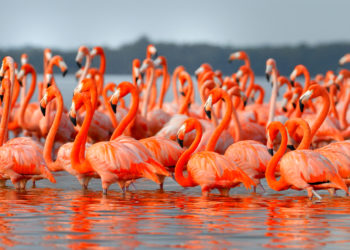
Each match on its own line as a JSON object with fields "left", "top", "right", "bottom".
{"left": 219, "top": 188, "right": 230, "bottom": 196}
{"left": 32, "top": 179, "right": 36, "bottom": 188}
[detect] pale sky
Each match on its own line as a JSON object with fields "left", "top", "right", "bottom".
{"left": 3, "top": 0, "right": 350, "bottom": 49}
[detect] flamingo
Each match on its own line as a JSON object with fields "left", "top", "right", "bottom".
{"left": 0, "top": 57, "right": 55, "bottom": 189}
{"left": 109, "top": 81, "right": 184, "bottom": 181}
{"left": 40, "top": 84, "right": 96, "bottom": 188}
{"left": 266, "top": 120, "right": 348, "bottom": 199}
{"left": 175, "top": 117, "right": 255, "bottom": 196}
{"left": 285, "top": 118, "right": 350, "bottom": 194}
{"left": 204, "top": 88, "right": 271, "bottom": 189}
{"left": 299, "top": 84, "right": 344, "bottom": 144}
{"left": 228, "top": 51, "right": 250, "bottom": 68}
{"left": 69, "top": 88, "right": 170, "bottom": 195}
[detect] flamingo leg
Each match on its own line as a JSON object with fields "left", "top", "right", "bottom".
{"left": 219, "top": 188, "right": 230, "bottom": 196}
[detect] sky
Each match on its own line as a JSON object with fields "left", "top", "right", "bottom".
{"left": 3, "top": 0, "right": 350, "bottom": 49}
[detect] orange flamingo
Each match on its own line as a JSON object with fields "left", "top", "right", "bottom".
{"left": 40, "top": 84, "right": 96, "bottom": 188}
{"left": 109, "top": 81, "right": 184, "bottom": 182}
{"left": 204, "top": 88, "right": 271, "bottom": 190}
{"left": 70, "top": 81, "right": 169, "bottom": 194}
{"left": 285, "top": 118, "right": 350, "bottom": 194}
{"left": 266, "top": 120, "right": 348, "bottom": 199}
{"left": 175, "top": 117, "right": 255, "bottom": 196}
{"left": 0, "top": 57, "right": 55, "bottom": 189}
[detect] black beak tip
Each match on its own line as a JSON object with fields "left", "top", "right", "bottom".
{"left": 282, "top": 107, "right": 287, "bottom": 112}
{"left": 0, "top": 95, "right": 3, "bottom": 102}
{"left": 0, "top": 76, "right": 3, "bottom": 82}
{"left": 205, "top": 109, "right": 212, "bottom": 120}
{"left": 243, "top": 100, "right": 247, "bottom": 107}
{"left": 62, "top": 69, "right": 68, "bottom": 77}
{"left": 180, "top": 91, "right": 185, "bottom": 97}
{"left": 290, "top": 80, "right": 295, "bottom": 87}
{"left": 287, "top": 144, "right": 296, "bottom": 151}
{"left": 299, "top": 100, "right": 305, "bottom": 112}
{"left": 176, "top": 138, "right": 184, "bottom": 148}
{"left": 18, "top": 79, "right": 23, "bottom": 87}
{"left": 47, "top": 82, "right": 52, "bottom": 88}
{"left": 265, "top": 73, "right": 270, "bottom": 82}
{"left": 110, "top": 102, "right": 117, "bottom": 113}
{"left": 292, "top": 102, "right": 296, "bottom": 109}
{"left": 76, "top": 61, "right": 82, "bottom": 69}
{"left": 69, "top": 114, "right": 77, "bottom": 126}
{"left": 188, "top": 102, "right": 191, "bottom": 109}
{"left": 336, "top": 83, "right": 341, "bottom": 91}
{"left": 40, "top": 106, "right": 46, "bottom": 116}
{"left": 268, "top": 148, "right": 274, "bottom": 156}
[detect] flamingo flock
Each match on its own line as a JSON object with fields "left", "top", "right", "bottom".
{"left": 0, "top": 44, "right": 349, "bottom": 200}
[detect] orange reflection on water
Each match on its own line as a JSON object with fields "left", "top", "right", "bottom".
{"left": 0, "top": 186, "right": 349, "bottom": 248}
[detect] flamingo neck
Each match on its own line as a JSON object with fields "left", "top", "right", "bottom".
{"left": 301, "top": 68, "right": 310, "bottom": 93}
{"left": 329, "top": 87, "right": 339, "bottom": 120}
{"left": 98, "top": 51, "right": 106, "bottom": 75}
{"left": 310, "top": 90, "right": 330, "bottom": 139}
{"left": 103, "top": 83, "right": 118, "bottom": 128}
{"left": 19, "top": 67, "right": 36, "bottom": 128}
{"left": 141, "top": 65, "right": 154, "bottom": 117}
{"left": 178, "top": 77, "right": 193, "bottom": 115}
{"left": 256, "top": 86, "right": 264, "bottom": 104}
{"left": 245, "top": 70, "right": 255, "bottom": 98}
{"left": 175, "top": 121, "right": 202, "bottom": 187}
{"left": 157, "top": 63, "right": 168, "bottom": 109}
{"left": 44, "top": 91, "right": 63, "bottom": 171}
{"left": 206, "top": 91, "right": 234, "bottom": 151}
{"left": 267, "top": 68, "right": 279, "bottom": 124}
{"left": 111, "top": 86, "right": 139, "bottom": 140}
{"left": 172, "top": 67, "right": 181, "bottom": 105}
{"left": 71, "top": 97, "right": 94, "bottom": 174}
{"left": 266, "top": 123, "right": 289, "bottom": 191}
{"left": 340, "top": 88, "right": 350, "bottom": 129}
{"left": 79, "top": 53, "right": 91, "bottom": 83}
{"left": 0, "top": 80, "right": 11, "bottom": 146}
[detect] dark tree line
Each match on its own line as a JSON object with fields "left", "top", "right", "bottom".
{"left": 1, "top": 36, "right": 350, "bottom": 76}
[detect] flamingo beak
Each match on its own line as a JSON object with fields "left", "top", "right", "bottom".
{"left": 282, "top": 107, "right": 287, "bottom": 112}
{"left": 180, "top": 91, "right": 185, "bottom": 97}
{"left": 265, "top": 73, "right": 270, "bottom": 82}
{"left": 62, "top": 69, "right": 68, "bottom": 77}
{"left": 299, "top": 100, "right": 305, "bottom": 112}
{"left": 40, "top": 105, "right": 46, "bottom": 116}
{"left": 267, "top": 148, "right": 274, "bottom": 156}
{"left": 287, "top": 145, "right": 296, "bottom": 151}
{"left": 69, "top": 115, "right": 77, "bottom": 126}
{"left": 176, "top": 137, "right": 184, "bottom": 148}
{"left": 292, "top": 102, "right": 296, "bottom": 109}
{"left": 0, "top": 94, "right": 3, "bottom": 102}
{"left": 110, "top": 102, "right": 117, "bottom": 113}
{"left": 0, "top": 76, "right": 3, "bottom": 82}
{"left": 17, "top": 79, "right": 23, "bottom": 87}
{"left": 76, "top": 61, "right": 82, "bottom": 68}
{"left": 290, "top": 80, "right": 295, "bottom": 87}
{"left": 204, "top": 95, "right": 212, "bottom": 119}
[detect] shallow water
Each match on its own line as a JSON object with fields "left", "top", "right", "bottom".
{"left": 1, "top": 174, "right": 350, "bottom": 249}
{"left": 7, "top": 74, "right": 350, "bottom": 249}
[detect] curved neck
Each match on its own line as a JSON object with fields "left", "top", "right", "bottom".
{"left": 301, "top": 68, "right": 310, "bottom": 94}
{"left": 255, "top": 85, "right": 264, "bottom": 104}
{"left": 245, "top": 70, "right": 255, "bottom": 98}
{"left": 266, "top": 124, "right": 288, "bottom": 191}
{"left": 178, "top": 76, "right": 193, "bottom": 115}
{"left": 286, "top": 119, "right": 312, "bottom": 150}
{"left": 0, "top": 80, "right": 11, "bottom": 146}
{"left": 172, "top": 67, "right": 182, "bottom": 105}
{"left": 19, "top": 66, "right": 36, "bottom": 127}
{"left": 141, "top": 65, "right": 154, "bottom": 117}
{"left": 71, "top": 97, "right": 94, "bottom": 174}
{"left": 97, "top": 50, "right": 106, "bottom": 75}
{"left": 340, "top": 88, "right": 350, "bottom": 129}
{"left": 157, "top": 63, "right": 168, "bottom": 109}
{"left": 206, "top": 91, "right": 234, "bottom": 151}
{"left": 310, "top": 90, "right": 330, "bottom": 138}
{"left": 268, "top": 68, "right": 279, "bottom": 124}
{"left": 11, "top": 79, "right": 20, "bottom": 109}
{"left": 103, "top": 83, "right": 118, "bottom": 128}
{"left": 79, "top": 53, "right": 91, "bottom": 83}
{"left": 175, "top": 121, "right": 202, "bottom": 187}
{"left": 44, "top": 90, "right": 63, "bottom": 171}
{"left": 111, "top": 86, "right": 139, "bottom": 140}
